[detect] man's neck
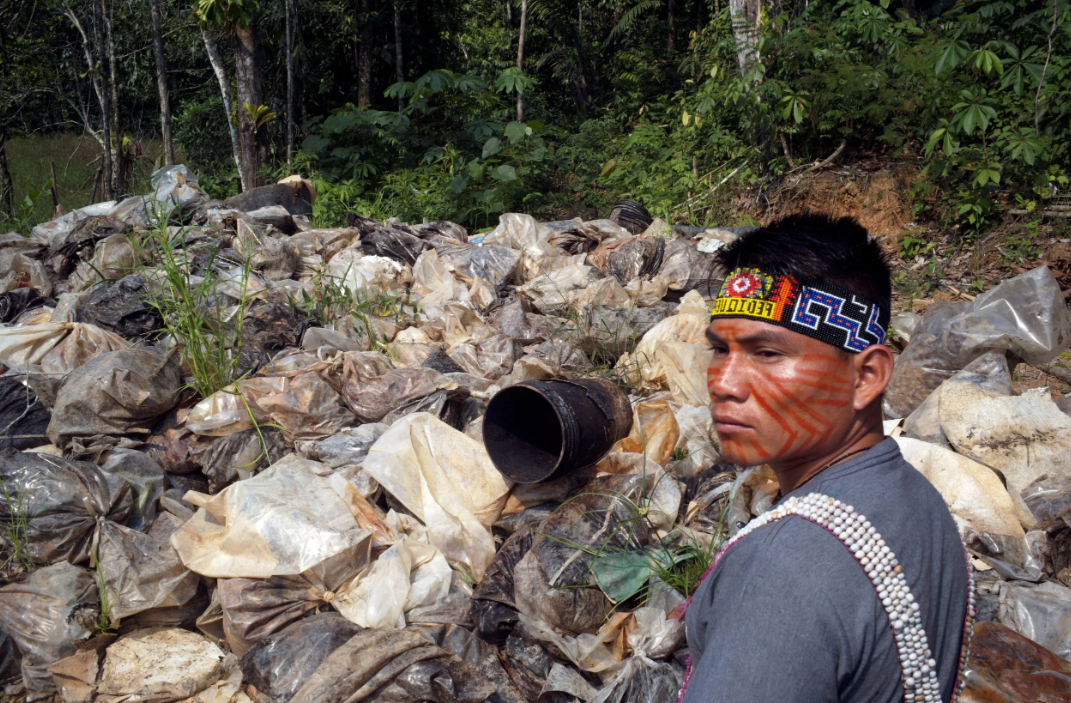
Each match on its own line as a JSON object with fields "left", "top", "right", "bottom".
{"left": 770, "top": 419, "right": 886, "bottom": 494}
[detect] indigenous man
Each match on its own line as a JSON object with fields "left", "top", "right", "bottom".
{"left": 680, "top": 214, "right": 973, "bottom": 703}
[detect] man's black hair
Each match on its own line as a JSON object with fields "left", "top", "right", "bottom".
{"left": 715, "top": 213, "right": 892, "bottom": 329}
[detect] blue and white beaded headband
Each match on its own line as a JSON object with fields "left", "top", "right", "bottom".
{"left": 711, "top": 267, "right": 888, "bottom": 352}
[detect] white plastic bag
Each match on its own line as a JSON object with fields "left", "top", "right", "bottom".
{"left": 170, "top": 458, "right": 372, "bottom": 578}
{"left": 362, "top": 413, "right": 513, "bottom": 580}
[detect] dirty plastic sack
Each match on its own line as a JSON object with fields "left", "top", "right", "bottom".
{"left": 39, "top": 323, "right": 131, "bottom": 376}
{"left": 97, "top": 520, "right": 200, "bottom": 624}
{"left": 95, "top": 627, "right": 227, "bottom": 703}
{"left": 0, "top": 562, "right": 99, "bottom": 696}
{"left": 362, "top": 413, "right": 512, "bottom": 580}
{"left": 171, "top": 457, "right": 372, "bottom": 578}
{"left": 77, "top": 274, "right": 163, "bottom": 338}
{"left": 240, "top": 613, "right": 362, "bottom": 703}
{"left": 0, "top": 375, "right": 51, "bottom": 450}
{"left": 885, "top": 266, "right": 1071, "bottom": 418}
{"left": 439, "top": 244, "right": 521, "bottom": 289}
{"left": 332, "top": 537, "right": 452, "bottom": 630}
{"left": 288, "top": 627, "right": 495, "bottom": 703}
{"left": 940, "top": 384, "right": 1071, "bottom": 528}
{"left": 47, "top": 347, "right": 182, "bottom": 448}
{"left": 587, "top": 654, "right": 681, "bottom": 703}
{"left": 960, "top": 621, "right": 1071, "bottom": 702}
{"left": 99, "top": 448, "right": 167, "bottom": 533}
{"left": 894, "top": 437, "right": 1024, "bottom": 540}
{"left": 0, "top": 448, "right": 131, "bottom": 564}
{"left": 902, "top": 352, "right": 1013, "bottom": 448}
{"left": 256, "top": 371, "right": 356, "bottom": 440}
{"left": 514, "top": 475, "right": 651, "bottom": 635}
{"left": 998, "top": 581, "right": 1071, "bottom": 660}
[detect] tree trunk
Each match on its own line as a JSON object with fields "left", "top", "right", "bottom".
{"left": 149, "top": 0, "right": 174, "bottom": 165}
{"left": 93, "top": 0, "right": 113, "bottom": 199}
{"left": 668, "top": 0, "right": 677, "bottom": 52}
{"left": 729, "top": 0, "right": 760, "bottom": 78}
{"left": 234, "top": 20, "right": 267, "bottom": 189}
{"left": 696, "top": 0, "right": 703, "bottom": 33}
{"left": 0, "top": 122, "right": 11, "bottom": 218}
{"left": 516, "top": 0, "right": 527, "bottom": 122}
{"left": 285, "top": 0, "right": 294, "bottom": 167}
{"left": 358, "top": 0, "right": 373, "bottom": 107}
{"left": 393, "top": 0, "right": 404, "bottom": 110}
{"left": 0, "top": 26, "right": 12, "bottom": 217}
{"left": 103, "top": 0, "right": 126, "bottom": 196}
{"left": 201, "top": 28, "right": 244, "bottom": 187}
{"left": 902, "top": 0, "right": 916, "bottom": 18}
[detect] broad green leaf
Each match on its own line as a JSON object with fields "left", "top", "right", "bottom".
{"left": 601, "top": 159, "right": 618, "bottom": 177}
{"left": 492, "top": 164, "right": 517, "bottom": 182}
{"left": 482, "top": 137, "right": 503, "bottom": 159}
{"left": 503, "top": 122, "right": 527, "bottom": 144}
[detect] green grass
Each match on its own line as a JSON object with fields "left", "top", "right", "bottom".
{"left": 132, "top": 213, "right": 259, "bottom": 399}
{"left": 0, "top": 479, "right": 35, "bottom": 569}
{"left": 8, "top": 133, "right": 168, "bottom": 228}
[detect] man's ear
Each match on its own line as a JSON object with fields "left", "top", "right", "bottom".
{"left": 852, "top": 344, "right": 894, "bottom": 412}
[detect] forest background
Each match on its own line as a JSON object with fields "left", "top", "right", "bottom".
{"left": 0, "top": 0, "right": 1069, "bottom": 249}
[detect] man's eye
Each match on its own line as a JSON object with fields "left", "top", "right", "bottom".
{"left": 709, "top": 343, "right": 729, "bottom": 354}
{"left": 755, "top": 349, "right": 782, "bottom": 359}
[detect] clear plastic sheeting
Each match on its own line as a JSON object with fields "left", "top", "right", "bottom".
{"left": 170, "top": 458, "right": 373, "bottom": 578}
{"left": 998, "top": 581, "right": 1071, "bottom": 661}
{"left": 885, "top": 266, "right": 1071, "bottom": 418}
{"left": 362, "top": 412, "right": 512, "bottom": 580}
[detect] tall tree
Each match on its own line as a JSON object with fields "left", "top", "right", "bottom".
{"left": 729, "top": 0, "right": 760, "bottom": 78}
{"left": 668, "top": 0, "right": 677, "bottom": 51}
{"left": 150, "top": 0, "right": 175, "bottom": 165}
{"left": 92, "top": 0, "right": 113, "bottom": 198}
{"left": 358, "top": 0, "right": 373, "bottom": 107}
{"left": 197, "top": 0, "right": 268, "bottom": 190}
{"left": 200, "top": 28, "right": 244, "bottom": 184}
{"left": 234, "top": 20, "right": 267, "bottom": 188}
{"left": 103, "top": 0, "right": 127, "bottom": 195}
{"left": 516, "top": 0, "right": 527, "bottom": 121}
{"left": 284, "top": 0, "right": 294, "bottom": 166}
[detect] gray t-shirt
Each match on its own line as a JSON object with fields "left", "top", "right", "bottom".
{"left": 682, "top": 438, "right": 969, "bottom": 703}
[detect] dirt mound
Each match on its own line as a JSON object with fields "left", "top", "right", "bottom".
{"left": 744, "top": 165, "right": 919, "bottom": 241}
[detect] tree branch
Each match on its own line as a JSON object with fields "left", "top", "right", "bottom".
{"left": 1034, "top": 0, "right": 1058, "bottom": 134}
{"left": 804, "top": 139, "right": 846, "bottom": 174}
{"left": 779, "top": 133, "right": 795, "bottom": 169}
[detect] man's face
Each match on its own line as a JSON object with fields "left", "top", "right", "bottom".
{"left": 706, "top": 318, "right": 860, "bottom": 467}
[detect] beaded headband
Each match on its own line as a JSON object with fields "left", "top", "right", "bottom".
{"left": 712, "top": 267, "right": 888, "bottom": 352}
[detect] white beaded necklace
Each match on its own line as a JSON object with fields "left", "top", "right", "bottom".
{"left": 678, "top": 492, "right": 976, "bottom": 703}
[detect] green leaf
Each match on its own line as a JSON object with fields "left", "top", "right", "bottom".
{"left": 600, "top": 159, "right": 618, "bottom": 177}
{"left": 503, "top": 122, "right": 527, "bottom": 145}
{"left": 590, "top": 551, "right": 652, "bottom": 603}
{"left": 482, "top": 137, "right": 503, "bottom": 159}
{"left": 492, "top": 164, "right": 517, "bottom": 182}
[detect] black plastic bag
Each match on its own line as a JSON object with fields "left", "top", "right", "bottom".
{"left": 0, "top": 376, "right": 51, "bottom": 450}
{"left": 0, "top": 447, "right": 131, "bottom": 565}
{"left": 0, "top": 562, "right": 99, "bottom": 697}
{"left": 241, "top": 613, "right": 363, "bottom": 703}
{"left": 77, "top": 274, "right": 163, "bottom": 338}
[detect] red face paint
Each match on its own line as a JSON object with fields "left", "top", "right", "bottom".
{"left": 706, "top": 318, "right": 857, "bottom": 468}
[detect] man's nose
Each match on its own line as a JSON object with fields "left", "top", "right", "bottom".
{"left": 708, "top": 353, "right": 749, "bottom": 402}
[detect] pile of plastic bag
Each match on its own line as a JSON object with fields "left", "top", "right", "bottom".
{"left": 0, "top": 166, "right": 1066, "bottom": 702}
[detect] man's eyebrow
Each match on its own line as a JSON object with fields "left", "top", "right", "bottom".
{"left": 706, "top": 326, "right": 793, "bottom": 345}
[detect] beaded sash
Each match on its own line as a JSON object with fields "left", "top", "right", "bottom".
{"left": 677, "top": 492, "right": 976, "bottom": 703}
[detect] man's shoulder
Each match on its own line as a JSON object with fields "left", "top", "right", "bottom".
{"left": 714, "top": 514, "right": 867, "bottom": 588}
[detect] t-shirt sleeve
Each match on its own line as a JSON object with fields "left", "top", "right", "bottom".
{"left": 681, "top": 518, "right": 860, "bottom": 703}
